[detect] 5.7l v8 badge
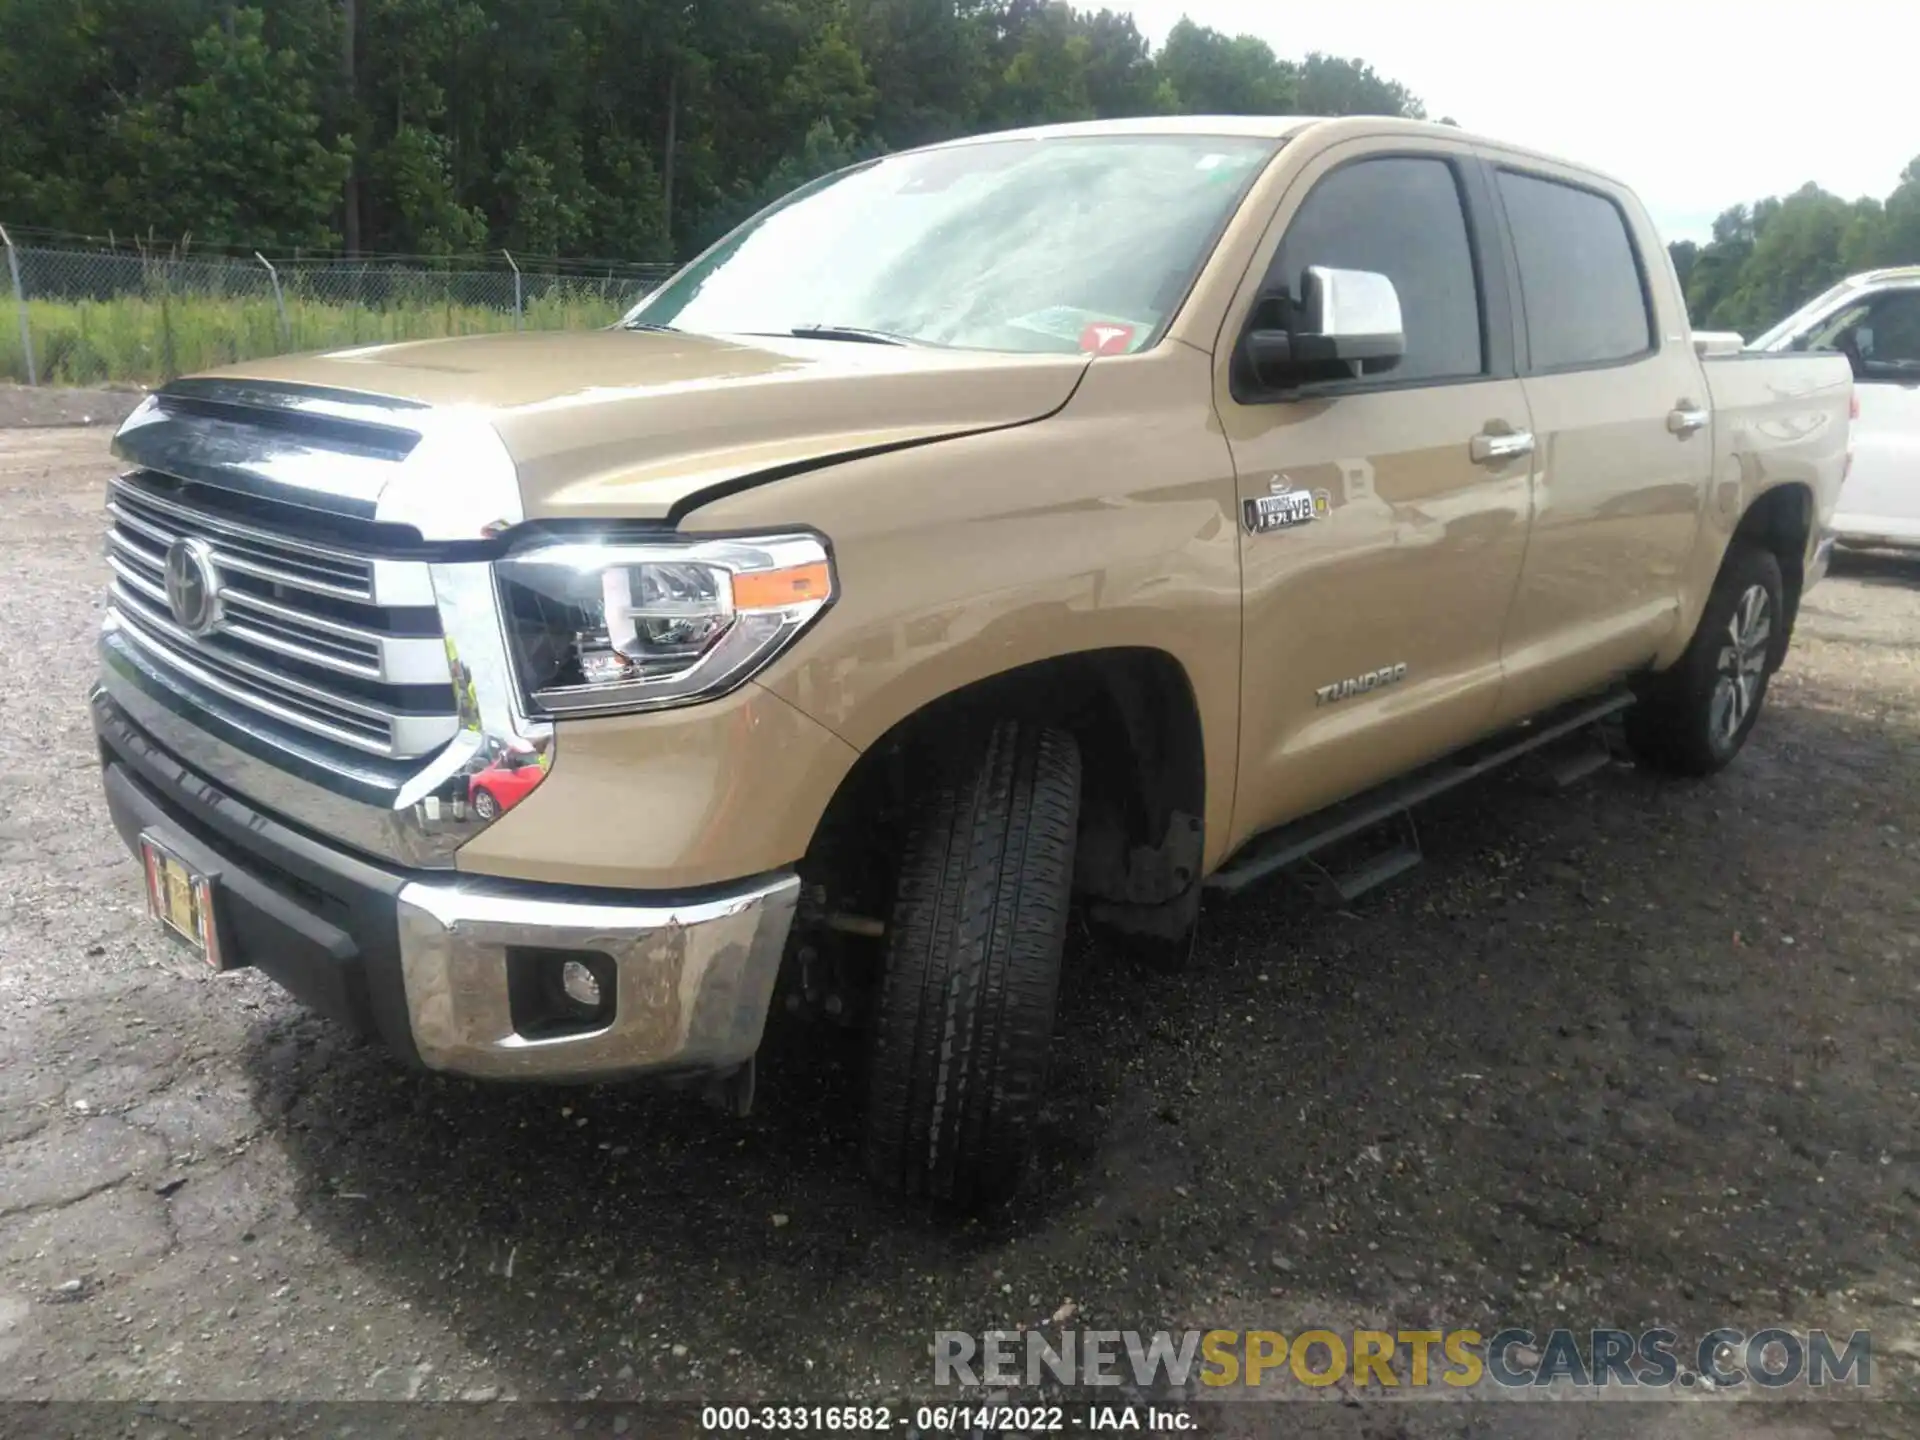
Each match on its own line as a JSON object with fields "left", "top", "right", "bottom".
{"left": 1244, "top": 480, "right": 1330, "bottom": 535}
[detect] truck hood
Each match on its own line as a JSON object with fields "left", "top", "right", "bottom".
{"left": 209, "top": 329, "right": 1091, "bottom": 521}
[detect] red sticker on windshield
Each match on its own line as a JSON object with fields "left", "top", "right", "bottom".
{"left": 1079, "top": 322, "right": 1136, "bottom": 356}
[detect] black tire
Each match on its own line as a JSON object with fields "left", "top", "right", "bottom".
{"left": 472, "top": 787, "right": 500, "bottom": 821}
{"left": 1626, "top": 543, "right": 1784, "bottom": 776}
{"left": 863, "top": 720, "right": 1081, "bottom": 1207}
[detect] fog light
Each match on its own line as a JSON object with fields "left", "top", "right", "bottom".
{"left": 559, "top": 959, "right": 602, "bottom": 1009}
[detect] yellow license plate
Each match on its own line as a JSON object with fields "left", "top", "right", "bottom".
{"left": 139, "top": 833, "right": 225, "bottom": 969}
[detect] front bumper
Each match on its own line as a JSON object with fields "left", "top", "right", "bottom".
{"left": 93, "top": 687, "right": 798, "bottom": 1082}
{"left": 1830, "top": 513, "right": 1920, "bottom": 551}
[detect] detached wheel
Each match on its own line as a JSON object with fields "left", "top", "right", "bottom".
{"left": 1627, "top": 542, "right": 1784, "bottom": 776}
{"left": 864, "top": 720, "right": 1081, "bottom": 1207}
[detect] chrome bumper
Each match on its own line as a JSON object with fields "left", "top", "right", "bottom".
{"left": 395, "top": 874, "right": 799, "bottom": 1081}
{"left": 94, "top": 676, "right": 800, "bottom": 1085}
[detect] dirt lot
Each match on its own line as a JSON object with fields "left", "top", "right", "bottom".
{"left": 0, "top": 384, "right": 146, "bottom": 431}
{"left": 2, "top": 422, "right": 1917, "bottom": 1437}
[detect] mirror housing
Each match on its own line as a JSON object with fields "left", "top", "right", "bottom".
{"left": 1243, "top": 265, "right": 1406, "bottom": 389}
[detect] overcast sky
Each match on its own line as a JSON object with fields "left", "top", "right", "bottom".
{"left": 1120, "top": 0, "right": 1915, "bottom": 243}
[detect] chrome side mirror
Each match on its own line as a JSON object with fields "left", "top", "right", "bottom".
{"left": 1243, "top": 266, "right": 1407, "bottom": 387}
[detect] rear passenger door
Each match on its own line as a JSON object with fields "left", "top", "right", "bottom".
{"left": 1484, "top": 161, "right": 1714, "bottom": 724}
{"left": 1215, "top": 139, "right": 1536, "bottom": 850}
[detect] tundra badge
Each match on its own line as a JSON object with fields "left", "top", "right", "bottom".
{"left": 1244, "top": 479, "right": 1331, "bottom": 535}
{"left": 1316, "top": 663, "right": 1408, "bottom": 705}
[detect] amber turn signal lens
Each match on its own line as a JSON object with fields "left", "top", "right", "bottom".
{"left": 732, "top": 561, "right": 833, "bottom": 611}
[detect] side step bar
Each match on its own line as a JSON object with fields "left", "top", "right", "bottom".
{"left": 1324, "top": 810, "right": 1424, "bottom": 903}
{"left": 1205, "top": 688, "right": 1634, "bottom": 898}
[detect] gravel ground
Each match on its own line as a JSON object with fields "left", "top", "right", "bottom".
{"left": 0, "top": 385, "right": 146, "bottom": 430}
{"left": 2, "top": 424, "right": 1918, "bottom": 1437}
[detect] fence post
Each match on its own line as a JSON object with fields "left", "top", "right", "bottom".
{"left": 503, "top": 249, "right": 522, "bottom": 331}
{"left": 255, "top": 251, "right": 290, "bottom": 348}
{"left": 1, "top": 224, "right": 35, "bottom": 386}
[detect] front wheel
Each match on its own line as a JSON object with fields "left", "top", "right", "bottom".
{"left": 863, "top": 720, "right": 1081, "bottom": 1208}
{"left": 1627, "top": 542, "right": 1784, "bottom": 776}
{"left": 471, "top": 787, "right": 500, "bottom": 821}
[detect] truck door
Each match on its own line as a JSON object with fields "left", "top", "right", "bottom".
{"left": 1481, "top": 161, "right": 1715, "bottom": 723}
{"left": 1213, "top": 140, "right": 1536, "bottom": 851}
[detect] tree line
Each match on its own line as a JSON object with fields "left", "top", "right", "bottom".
{"left": 0, "top": 0, "right": 1425, "bottom": 264}
{"left": 1673, "top": 163, "right": 1920, "bottom": 338}
{"left": 3, "top": 0, "right": 1913, "bottom": 336}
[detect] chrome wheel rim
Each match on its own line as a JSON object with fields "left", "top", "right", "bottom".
{"left": 474, "top": 791, "right": 498, "bottom": 820}
{"left": 1710, "top": 583, "right": 1771, "bottom": 748}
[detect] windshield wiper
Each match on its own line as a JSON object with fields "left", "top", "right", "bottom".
{"left": 786, "top": 324, "right": 910, "bottom": 346}
{"left": 622, "top": 319, "right": 678, "bottom": 332}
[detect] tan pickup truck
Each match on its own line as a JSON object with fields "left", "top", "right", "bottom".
{"left": 93, "top": 115, "right": 1851, "bottom": 1207}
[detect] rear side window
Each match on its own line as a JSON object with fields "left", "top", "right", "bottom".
{"left": 1265, "top": 156, "right": 1484, "bottom": 383}
{"left": 1498, "top": 170, "right": 1653, "bottom": 370}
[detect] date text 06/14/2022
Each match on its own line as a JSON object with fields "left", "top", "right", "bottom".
{"left": 698, "top": 1405, "right": 1195, "bottom": 1432}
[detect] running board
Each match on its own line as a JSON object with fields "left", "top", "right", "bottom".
{"left": 1206, "top": 688, "right": 1635, "bottom": 898}
{"left": 1545, "top": 742, "right": 1614, "bottom": 791}
{"left": 1323, "top": 809, "right": 1424, "bottom": 903}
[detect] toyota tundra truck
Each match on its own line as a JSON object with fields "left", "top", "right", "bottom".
{"left": 91, "top": 115, "right": 1851, "bottom": 1207}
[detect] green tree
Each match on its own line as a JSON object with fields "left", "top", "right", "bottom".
{"left": 849, "top": 0, "right": 997, "bottom": 148}
{"left": 1676, "top": 165, "right": 1920, "bottom": 334}
{"left": 147, "top": 9, "right": 353, "bottom": 249}
{"left": 1296, "top": 53, "right": 1424, "bottom": 118}
{"left": 0, "top": 0, "right": 1446, "bottom": 264}
{"left": 1078, "top": 8, "right": 1160, "bottom": 117}
{"left": 496, "top": 142, "right": 586, "bottom": 257}
{"left": 372, "top": 124, "right": 487, "bottom": 255}
{"left": 996, "top": 1, "right": 1095, "bottom": 125}
{"left": 1155, "top": 19, "right": 1295, "bottom": 114}
{"left": 1669, "top": 238, "right": 1699, "bottom": 294}
{"left": 1714, "top": 184, "right": 1855, "bottom": 333}
{"left": 778, "top": 20, "right": 878, "bottom": 137}
{"left": 1861, "top": 157, "right": 1920, "bottom": 271}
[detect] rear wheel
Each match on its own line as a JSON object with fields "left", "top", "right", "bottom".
{"left": 1627, "top": 543, "right": 1784, "bottom": 776}
{"left": 863, "top": 720, "right": 1080, "bottom": 1207}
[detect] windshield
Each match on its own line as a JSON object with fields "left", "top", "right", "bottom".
{"left": 1749, "top": 277, "right": 1867, "bottom": 351}
{"left": 627, "top": 134, "right": 1275, "bottom": 354}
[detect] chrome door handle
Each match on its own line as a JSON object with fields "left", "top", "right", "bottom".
{"left": 1470, "top": 429, "right": 1534, "bottom": 464}
{"left": 1668, "top": 405, "right": 1710, "bottom": 437}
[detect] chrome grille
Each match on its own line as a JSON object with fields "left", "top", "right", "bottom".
{"left": 104, "top": 473, "right": 459, "bottom": 760}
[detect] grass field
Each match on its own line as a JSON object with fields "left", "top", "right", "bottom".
{"left": 1, "top": 289, "right": 632, "bottom": 386}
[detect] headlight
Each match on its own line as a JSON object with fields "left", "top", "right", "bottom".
{"left": 495, "top": 534, "right": 834, "bottom": 716}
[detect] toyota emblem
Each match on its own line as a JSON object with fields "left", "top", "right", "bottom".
{"left": 163, "top": 537, "right": 224, "bottom": 636}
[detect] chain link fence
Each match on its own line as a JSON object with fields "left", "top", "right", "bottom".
{"left": 1, "top": 227, "right": 675, "bottom": 387}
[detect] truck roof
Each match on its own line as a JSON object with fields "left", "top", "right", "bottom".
{"left": 912, "top": 114, "right": 1332, "bottom": 144}
{"left": 1855, "top": 265, "right": 1920, "bottom": 288}
{"left": 903, "top": 114, "right": 1629, "bottom": 189}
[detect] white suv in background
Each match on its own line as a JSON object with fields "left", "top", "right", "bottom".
{"left": 1751, "top": 267, "right": 1920, "bottom": 549}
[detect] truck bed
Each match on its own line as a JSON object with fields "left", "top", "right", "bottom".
{"left": 1700, "top": 351, "right": 1852, "bottom": 520}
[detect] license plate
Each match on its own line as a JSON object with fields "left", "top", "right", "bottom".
{"left": 138, "top": 832, "right": 227, "bottom": 969}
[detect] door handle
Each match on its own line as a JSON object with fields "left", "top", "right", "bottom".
{"left": 1470, "top": 429, "right": 1534, "bottom": 464}
{"left": 1668, "top": 404, "right": 1710, "bottom": 437}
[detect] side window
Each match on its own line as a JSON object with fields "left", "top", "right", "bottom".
{"left": 1497, "top": 170, "right": 1653, "bottom": 370}
{"left": 1848, "top": 291, "right": 1920, "bottom": 380}
{"left": 1263, "top": 156, "right": 1484, "bottom": 384}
